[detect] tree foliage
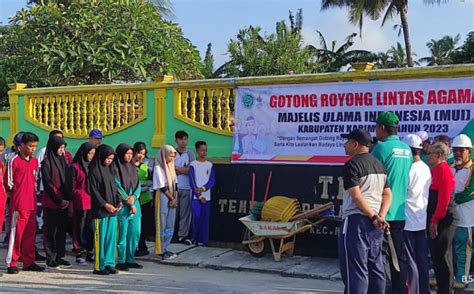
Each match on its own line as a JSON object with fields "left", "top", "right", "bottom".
{"left": 419, "top": 34, "right": 460, "bottom": 65}
{"left": 450, "top": 32, "right": 474, "bottom": 64}
{"left": 0, "top": 1, "right": 202, "bottom": 89}
{"left": 216, "top": 10, "right": 317, "bottom": 77}
{"left": 202, "top": 43, "right": 215, "bottom": 79}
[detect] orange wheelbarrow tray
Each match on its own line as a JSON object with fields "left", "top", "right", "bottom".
{"left": 239, "top": 214, "right": 332, "bottom": 262}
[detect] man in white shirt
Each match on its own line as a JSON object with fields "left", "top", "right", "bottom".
{"left": 174, "top": 131, "right": 195, "bottom": 245}
{"left": 402, "top": 134, "right": 432, "bottom": 294}
{"left": 451, "top": 134, "right": 474, "bottom": 290}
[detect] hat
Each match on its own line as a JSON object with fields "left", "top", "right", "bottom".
{"left": 452, "top": 134, "right": 472, "bottom": 148}
{"left": 13, "top": 132, "right": 24, "bottom": 146}
{"left": 376, "top": 111, "right": 399, "bottom": 127}
{"left": 415, "top": 131, "right": 429, "bottom": 142}
{"left": 341, "top": 129, "right": 372, "bottom": 147}
{"left": 403, "top": 134, "right": 423, "bottom": 149}
{"left": 89, "top": 128, "right": 103, "bottom": 139}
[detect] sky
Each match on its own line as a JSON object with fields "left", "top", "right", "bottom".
{"left": 1, "top": 0, "right": 473, "bottom": 68}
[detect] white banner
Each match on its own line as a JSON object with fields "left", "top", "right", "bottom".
{"left": 231, "top": 77, "right": 474, "bottom": 165}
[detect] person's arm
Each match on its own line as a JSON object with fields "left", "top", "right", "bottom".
{"left": 41, "top": 160, "right": 64, "bottom": 205}
{"left": 132, "top": 179, "right": 141, "bottom": 200}
{"left": 4, "top": 156, "right": 13, "bottom": 191}
{"left": 114, "top": 176, "right": 130, "bottom": 201}
{"left": 431, "top": 166, "right": 454, "bottom": 225}
{"left": 379, "top": 187, "right": 392, "bottom": 219}
{"left": 88, "top": 174, "right": 107, "bottom": 208}
{"left": 153, "top": 165, "right": 173, "bottom": 200}
{"left": 202, "top": 166, "right": 215, "bottom": 191}
{"left": 188, "top": 165, "right": 199, "bottom": 199}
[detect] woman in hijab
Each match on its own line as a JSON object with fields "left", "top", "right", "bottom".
{"left": 152, "top": 145, "right": 178, "bottom": 260}
{"left": 88, "top": 144, "right": 122, "bottom": 275}
{"left": 70, "top": 142, "right": 96, "bottom": 265}
{"left": 114, "top": 143, "right": 142, "bottom": 271}
{"left": 41, "top": 136, "right": 71, "bottom": 269}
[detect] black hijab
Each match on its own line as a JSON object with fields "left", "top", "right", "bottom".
{"left": 73, "top": 142, "right": 95, "bottom": 175}
{"left": 114, "top": 143, "right": 139, "bottom": 195}
{"left": 43, "top": 136, "right": 67, "bottom": 189}
{"left": 88, "top": 144, "right": 118, "bottom": 207}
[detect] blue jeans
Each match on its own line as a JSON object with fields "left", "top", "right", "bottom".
{"left": 160, "top": 193, "right": 176, "bottom": 253}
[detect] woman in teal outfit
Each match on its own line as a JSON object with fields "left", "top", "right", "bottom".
{"left": 114, "top": 143, "right": 142, "bottom": 271}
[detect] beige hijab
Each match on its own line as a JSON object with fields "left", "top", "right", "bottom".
{"left": 155, "top": 145, "right": 177, "bottom": 196}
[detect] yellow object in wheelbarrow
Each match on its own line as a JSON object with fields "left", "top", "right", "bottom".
{"left": 261, "top": 196, "right": 300, "bottom": 222}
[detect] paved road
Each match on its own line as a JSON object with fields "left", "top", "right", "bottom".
{"left": 0, "top": 259, "right": 344, "bottom": 293}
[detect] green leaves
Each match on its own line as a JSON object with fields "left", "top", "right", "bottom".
{"left": 0, "top": 1, "right": 202, "bottom": 89}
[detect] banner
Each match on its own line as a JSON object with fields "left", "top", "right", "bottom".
{"left": 231, "top": 77, "right": 474, "bottom": 164}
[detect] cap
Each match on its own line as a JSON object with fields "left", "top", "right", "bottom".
{"left": 89, "top": 128, "right": 103, "bottom": 139}
{"left": 13, "top": 132, "right": 24, "bottom": 146}
{"left": 415, "top": 131, "right": 429, "bottom": 142}
{"left": 341, "top": 129, "right": 372, "bottom": 147}
{"left": 376, "top": 111, "right": 399, "bottom": 127}
{"left": 403, "top": 134, "right": 423, "bottom": 149}
{"left": 452, "top": 134, "right": 472, "bottom": 148}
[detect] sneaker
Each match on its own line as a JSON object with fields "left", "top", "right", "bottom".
{"left": 116, "top": 263, "right": 129, "bottom": 271}
{"left": 76, "top": 257, "right": 87, "bottom": 266}
{"left": 135, "top": 249, "right": 150, "bottom": 257}
{"left": 453, "top": 282, "right": 467, "bottom": 290}
{"left": 86, "top": 253, "right": 94, "bottom": 262}
{"left": 93, "top": 269, "right": 109, "bottom": 275}
{"left": 35, "top": 251, "right": 47, "bottom": 262}
{"left": 105, "top": 266, "right": 118, "bottom": 274}
{"left": 197, "top": 242, "right": 205, "bottom": 247}
{"left": 126, "top": 262, "right": 143, "bottom": 269}
{"left": 184, "top": 239, "right": 193, "bottom": 246}
{"left": 56, "top": 258, "right": 72, "bottom": 268}
{"left": 162, "top": 251, "right": 177, "bottom": 260}
{"left": 46, "top": 260, "right": 60, "bottom": 269}
{"left": 23, "top": 263, "right": 45, "bottom": 272}
{"left": 429, "top": 278, "right": 437, "bottom": 287}
{"left": 7, "top": 267, "right": 19, "bottom": 274}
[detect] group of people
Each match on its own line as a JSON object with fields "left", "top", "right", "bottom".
{"left": 0, "top": 129, "right": 215, "bottom": 275}
{"left": 339, "top": 111, "right": 473, "bottom": 294}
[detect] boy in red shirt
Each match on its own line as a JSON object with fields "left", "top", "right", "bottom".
{"left": 5, "top": 132, "right": 45, "bottom": 274}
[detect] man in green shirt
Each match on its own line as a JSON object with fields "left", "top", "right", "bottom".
{"left": 371, "top": 111, "right": 413, "bottom": 294}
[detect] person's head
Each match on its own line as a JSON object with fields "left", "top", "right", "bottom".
{"left": 157, "top": 145, "right": 177, "bottom": 165}
{"left": 88, "top": 128, "right": 103, "bottom": 146}
{"left": 46, "top": 136, "right": 66, "bottom": 157}
{"left": 13, "top": 131, "right": 25, "bottom": 151}
{"left": 402, "top": 134, "right": 423, "bottom": 158}
{"left": 375, "top": 112, "right": 399, "bottom": 141}
{"left": 95, "top": 144, "right": 115, "bottom": 167}
{"left": 175, "top": 130, "right": 189, "bottom": 150}
{"left": 245, "top": 116, "right": 256, "bottom": 134}
{"left": 77, "top": 142, "right": 96, "bottom": 163}
{"left": 415, "top": 131, "right": 430, "bottom": 153}
{"left": 133, "top": 142, "right": 147, "bottom": 163}
{"left": 0, "top": 137, "right": 5, "bottom": 154}
{"left": 49, "top": 130, "right": 64, "bottom": 139}
{"left": 452, "top": 134, "right": 472, "bottom": 167}
{"left": 115, "top": 143, "right": 133, "bottom": 164}
{"left": 428, "top": 142, "right": 450, "bottom": 167}
{"left": 433, "top": 134, "right": 451, "bottom": 149}
{"left": 20, "top": 132, "right": 39, "bottom": 157}
{"left": 341, "top": 129, "right": 372, "bottom": 157}
{"left": 195, "top": 141, "right": 208, "bottom": 159}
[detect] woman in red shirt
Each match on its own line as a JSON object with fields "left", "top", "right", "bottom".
{"left": 70, "top": 142, "right": 96, "bottom": 265}
{"left": 428, "top": 141, "right": 458, "bottom": 293}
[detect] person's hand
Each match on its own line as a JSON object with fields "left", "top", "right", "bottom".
{"left": 429, "top": 223, "right": 438, "bottom": 239}
{"left": 60, "top": 200, "right": 70, "bottom": 209}
{"left": 371, "top": 214, "right": 389, "bottom": 230}
{"left": 175, "top": 166, "right": 183, "bottom": 175}
{"left": 131, "top": 205, "right": 137, "bottom": 215}
{"left": 169, "top": 197, "right": 178, "bottom": 208}
{"left": 199, "top": 196, "right": 207, "bottom": 204}
{"left": 126, "top": 196, "right": 135, "bottom": 205}
{"left": 104, "top": 203, "right": 116, "bottom": 213}
{"left": 195, "top": 187, "right": 203, "bottom": 194}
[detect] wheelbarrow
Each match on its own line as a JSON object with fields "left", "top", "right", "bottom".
{"left": 239, "top": 213, "right": 330, "bottom": 262}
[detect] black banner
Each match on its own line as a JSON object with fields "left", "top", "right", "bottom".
{"left": 210, "top": 164, "right": 343, "bottom": 257}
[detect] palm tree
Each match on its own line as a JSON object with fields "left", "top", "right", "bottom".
{"left": 321, "top": 0, "right": 448, "bottom": 68}
{"left": 375, "top": 51, "right": 391, "bottom": 69}
{"left": 307, "top": 31, "right": 375, "bottom": 72}
{"left": 388, "top": 42, "right": 408, "bottom": 67}
{"left": 419, "top": 34, "right": 460, "bottom": 65}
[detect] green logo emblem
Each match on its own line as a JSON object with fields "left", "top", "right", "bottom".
{"left": 242, "top": 94, "right": 254, "bottom": 108}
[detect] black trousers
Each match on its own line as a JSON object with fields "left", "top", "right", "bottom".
{"left": 383, "top": 220, "right": 408, "bottom": 294}
{"left": 428, "top": 220, "right": 456, "bottom": 294}
{"left": 73, "top": 210, "right": 94, "bottom": 255}
{"left": 138, "top": 200, "right": 155, "bottom": 251}
{"left": 43, "top": 208, "right": 68, "bottom": 262}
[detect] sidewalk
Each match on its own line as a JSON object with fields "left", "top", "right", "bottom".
{"left": 139, "top": 243, "right": 342, "bottom": 281}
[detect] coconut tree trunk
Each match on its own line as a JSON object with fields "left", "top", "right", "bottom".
{"left": 398, "top": 2, "right": 414, "bottom": 67}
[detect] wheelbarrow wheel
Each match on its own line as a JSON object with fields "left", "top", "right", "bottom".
{"left": 245, "top": 229, "right": 266, "bottom": 258}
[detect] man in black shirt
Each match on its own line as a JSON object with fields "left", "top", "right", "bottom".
{"left": 339, "top": 128, "right": 392, "bottom": 294}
